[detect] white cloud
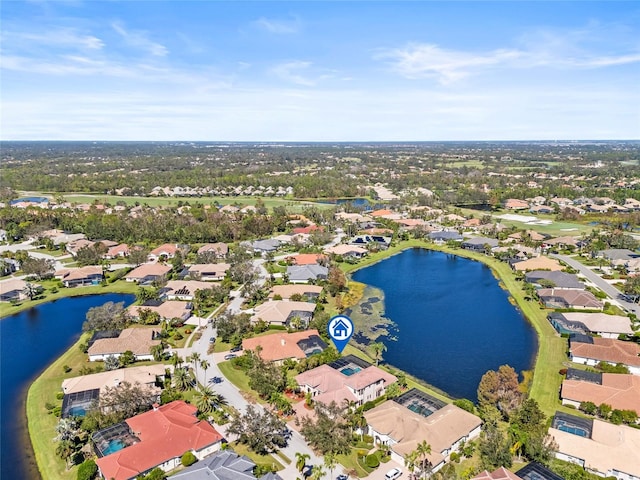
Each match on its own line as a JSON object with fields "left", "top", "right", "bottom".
{"left": 111, "top": 21, "right": 168, "bottom": 57}
{"left": 3, "top": 28, "right": 104, "bottom": 50}
{"left": 270, "top": 61, "right": 316, "bottom": 86}
{"left": 254, "top": 16, "right": 300, "bottom": 34}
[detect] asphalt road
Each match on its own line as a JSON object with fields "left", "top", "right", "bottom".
{"left": 551, "top": 253, "right": 639, "bottom": 316}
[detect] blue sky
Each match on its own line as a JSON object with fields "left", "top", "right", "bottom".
{"left": 1, "top": 1, "right": 639, "bottom": 141}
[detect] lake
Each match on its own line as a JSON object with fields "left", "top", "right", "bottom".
{"left": 0, "top": 293, "right": 135, "bottom": 480}
{"left": 351, "top": 248, "right": 537, "bottom": 401}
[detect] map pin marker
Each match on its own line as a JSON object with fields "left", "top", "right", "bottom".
{"left": 327, "top": 314, "right": 354, "bottom": 354}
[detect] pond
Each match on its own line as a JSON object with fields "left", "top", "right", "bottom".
{"left": 351, "top": 248, "right": 537, "bottom": 401}
{"left": 0, "top": 293, "right": 135, "bottom": 480}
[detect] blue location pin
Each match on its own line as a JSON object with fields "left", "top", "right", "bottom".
{"left": 327, "top": 314, "right": 354, "bottom": 353}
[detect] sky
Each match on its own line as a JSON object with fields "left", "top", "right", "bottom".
{"left": 1, "top": 1, "right": 639, "bottom": 141}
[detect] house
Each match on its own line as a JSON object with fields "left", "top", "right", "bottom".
{"left": 66, "top": 238, "right": 96, "bottom": 256}
{"left": 128, "top": 301, "right": 191, "bottom": 322}
{"left": 197, "top": 242, "right": 228, "bottom": 258}
{"left": 324, "top": 244, "right": 368, "bottom": 259}
{"left": 187, "top": 263, "right": 230, "bottom": 281}
{"left": 104, "top": 244, "right": 131, "bottom": 259}
{"left": 125, "top": 263, "right": 172, "bottom": 284}
{"left": 161, "top": 280, "right": 215, "bottom": 300}
{"left": 87, "top": 328, "right": 160, "bottom": 362}
{"left": 349, "top": 234, "right": 392, "bottom": 249}
{"left": 561, "top": 369, "right": 640, "bottom": 415}
{"left": 364, "top": 391, "right": 482, "bottom": 472}
{"left": 548, "top": 312, "right": 633, "bottom": 338}
{"left": 269, "top": 284, "right": 323, "bottom": 301}
{"left": 504, "top": 199, "right": 529, "bottom": 210}
{"left": 54, "top": 266, "right": 104, "bottom": 287}
{"left": 511, "top": 256, "right": 563, "bottom": 272}
{"left": 61, "top": 364, "right": 167, "bottom": 418}
{"left": 289, "top": 253, "right": 328, "bottom": 266}
{"left": 0, "top": 278, "right": 29, "bottom": 302}
{"left": 537, "top": 288, "right": 603, "bottom": 310}
{"left": 569, "top": 335, "right": 640, "bottom": 375}
{"left": 525, "top": 270, "right": 585, "bottom": 290}
{"left": 543, "top": 236, "right": 580, "bottom": 250}
{"left": 296, "top": 355, "right": 397, "bottom": 407}
{"left": 461, "top": 237, "right": 500, "bottom": 252}
{"left": 286, "top": 264, "right": 329, "bottom": 283}
{"left": 244, "top": 239, "right": 281, "bottom": 255}
{"left": 171, "top": 449, "right": 283, "bottom": 480}
{"left": 147, "top": 243, "right": 181, "bottom": 262}
{"left": 242, "top": 329, "right": 327, "bottom": 363}
{"left": 292, "top": 225, "right": 324, "bottom": 235}
{"left": 428, "top": 230, "right": 463, "bottom": 244}
{"left": 472, "top": 464, "right": 564, "bottom": 480}
{"left": 549, "top": 412, "right": 640, "bottom": 480}
{"left": 472, "top": 467, "right": 520, "bottom": 480}
{"left": 94, "top": 401, "right": 223, "bottom": 480}
{"left": 250, "top": 300, "right": 317, "bottom": 327}
{"left": 529, "top": 205, "right": 554, "bottom": 214}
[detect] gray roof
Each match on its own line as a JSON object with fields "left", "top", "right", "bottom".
{"left": 287, "top": 264, "right": 329, "bottom": 281}
{"left": 525, "top": 270, "right": 585, "bottom": 289}
{"left": 428, "top": 230, "right": 462, "bottom": 241}
{"left": 251, "top": 239, "right": 281, "bottom": 251}
{"left": 600, "top": 249, "right": 639, "bottom": 261}
{"left": 170, "top": 450, "right": 283, "bottom": 480}
{"left": 461, "top": 237, "right": 499, "bottom": 248}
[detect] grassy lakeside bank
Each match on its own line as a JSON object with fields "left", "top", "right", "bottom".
{"left": 339, "top": 238, "right": 567, "bottom": 415}
{"left": 0, "top": 281, "right": 138, "bottom": 319}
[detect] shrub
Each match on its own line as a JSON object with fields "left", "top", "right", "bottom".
{"left": 362, "top": 434, "right": 374, "bottom": 444}
{"left": 63, "top": 365, "right": 72, "bottom": 374}
{"left": 76, "top": 459, "right": 98, "bottom": 480}
{"left": 181, "top": 451, "right": 197, "bottom": 467}
{"left": 173, "top": 332, "right": 183, "bottom": 340}
{"left": 56, "top": 392, "right": 64, "bottom": 400}
{"left": 450, "top": 452, "right": 461, "bottom": 463}
{"left": 365, "top": 453, "right": 380, "bottom": 468}
{"left": 45, "top": 402, "right": 56, "bottom": 411}
{"left": 52, "top": 406, "right": 62, "bottom": 417}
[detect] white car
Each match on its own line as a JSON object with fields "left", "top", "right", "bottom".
{"left": 385, "top": 468, "right": 402, "bottom": 480}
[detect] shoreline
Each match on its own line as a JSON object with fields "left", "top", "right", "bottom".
{"left": 24, "top": 240, "right": 563, "bottom": 478}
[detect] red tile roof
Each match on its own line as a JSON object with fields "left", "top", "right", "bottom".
{"left": 96, "top": 401, "right": 222, "bottom": 480}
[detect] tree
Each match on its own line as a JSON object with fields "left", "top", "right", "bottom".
{"left": 194, "top": 386, "right": 226, "bottom": 415}
{"left": 300, "top": 401, "right": 352, "bottom": 455}
{"left": 128, "top": 248, "right": 149, "bottom": 267}
{"left": 414, "top": 440, "right": 432, "bottom": 479}
{"left": 189, "top": 352, "right": 201, "bottom": 382}
{"left": 477, "top": 365, "right": 523, "bottom": 420}
{"left": 22, "top": 282, "right": 40, "bottom": 300}
{"left": 181, "top": 451, "right": 197, "bottom": 467}
{"left": 227, "top": 405, "right": 288, "bottom": 454}
{"left": 98, "top": 381, "right": 158, "bottom": 421}
{"left": 370, "top": 341, "right": 387, "bottom": 366}
{"left": 404, "top": 450, "right": 419, "bottom": 478}
{"left": 76, "top": 459, "right": 98, "bottom": 480}
{"left": 104, "top": 355, "right": 120, "bottom": 371}
{"left": 150, "top": 344, "right": 165, "bottom": 362}
{"left": 478, "top": 406, "right": 512, "bottom": 470}
{"left": 83, "top": 301, "right": 128, "bottom": 332}
{"left": 295, "top": 452, "right": 310, "bottom": 474}
{"left": 20, "top": 255, "right": 54, "bottom": 279}
{"left": 508, "top": 398, "right": 556, "bottom": 463}
{"left": 200, "top": 359, "right": 210, "bottom": 380}
{"left": 173, "top": 367, "right": 193, "bottom": 391}
{"left": 118, "top": 350, "right": 135, "bottom": 367}
{"left": 310, "top": 465, "right": 326, "bottom": 480}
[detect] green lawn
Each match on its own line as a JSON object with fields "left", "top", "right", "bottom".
{"left": 229, "top": 442, "right": 284, "bottom": 472}
{"left": 217, "top": 361, "right": 262, "bottom": 403}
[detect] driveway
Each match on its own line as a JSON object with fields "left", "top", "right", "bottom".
{"left": 551, "top": 253, "right": 640, "bottom": 316}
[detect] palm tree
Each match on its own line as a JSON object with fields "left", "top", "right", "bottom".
{"left": 323, "top": 452, "right": 337, "bottom": 479}
{"left": 404, "top": 450, "right": 419, "bottom": 480}
{"left": 194, "top": 386, "right": 227, "bottom": 415}
{"left": 173, "top": 367, "right": 193, "bottom": 391}
{"left": 150, "top": 344, "right": 165, "bottom": 362}
{"left": 190, "top": 352, "right": 201, "bottom": 382}
{"left": 416, "top": 440, "right": 432, "bottom": 479}
{"left": 22, "top": 282, "right": 39, "bottom": 301}
{"left": 200, "top": 359, "right": 210, "bottom": 380}
{"left": 371, "top": 341, "right": 387, "bottom": 366}
{"left": 170, "top": 353, "right": 184, "bottom": 369}
{"left": 295, "top": 452, "right": 310, "bottom": 474}
{"left": 310, "top": 465, "right": 325, "bottom": 480}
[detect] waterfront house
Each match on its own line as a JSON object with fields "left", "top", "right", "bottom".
{"left": 525, "top": 270, "right": 585, "bottom": 290}
{"left": 548, "top": 312, "right": 633, "bottom": 338}
{"left": 511, "top": 256, "right": 563, "bottom": 272}
{"left": 286, "top": 264, "right": 329, "bottom": 283}
{"left": 87, "top": 328, "right": 160, "bottom": 362}
{"left": 324, "top": 243, "right": 368, "bottom": 259}
{"left": 569, "top": 335, "right": 640, "bottom": 375}
{"left": 171, "top": 449, "right": 283, "bottom": 480}
{"left": 0, "top": 278, "right": 29, "bottom": 302}
{"left": 268, "top": 284, "right": 323, "bottom": 301}
{"left": 55, "top": 266, "right": 104, "bottom": 287}
{"left": 549, "top": 412, "right": 640, "bottom": 480}
{"left": 242, "top": 329, "right": 326, "bottom": 363}
{"left": 250, "top": 300, "right": 316, "bottom": 327}
{"left": 125, "top": 263, "right": 172, "bottom": 284}
{"left": 461, "top": 237, "right": 500, "bottom": 252}
{"left": 94, "top": 401, "right": 223, "bottom": 480}
{"left": 428, "top": 230, "right": 463, "bottom": 244}
{"left": 127, "top": 301, "right": 191, "bottom": 323}
{"left": 561, "top": 369, "right": 640, "bottom": 415}
{"left": 296, "top": 355, "right": 397, "bottom": 407}
{"left": 537, "top": 289, "right": 603, "bottom": 310}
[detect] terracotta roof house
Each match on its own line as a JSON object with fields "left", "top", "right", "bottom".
{"left": 186, "top": 263, "right": 231, "bottom": 281}
{"left": 66, "top": 239, "right": 96, "bottom": 256}
{"left": 242, "top": 329, "right": 326, "bottom": 363}
{"left": 94, "top": 401, "right": 223, "bottom": 480}
{"left": 324, "top": 244, "right": 368, "bottom": 258}
{"left": 471, "top": 467, "right": 521, "bottom": 480}
{"left": 395, "top": 218, "right": 428, "bottom": 230}
{"left": 549, "top": 312, "right": 633, "bottom": 338}
{"left": 54, "top": 266, "right": 104, "bottom": 287}
{"left": 511, "top": 256, "right": 563, "bottom": 272}
{"left": 161, "top": 280, "right": 214, "bottom": 301}
{"left": 525, "top": 270, "right": 584, "bottom": 290}
{"left": 290, "top": 253, "right": 328, "bottom": 266}
{"left": 269, "top": 284, "right": 323, "bottom": 301}
{"left": 365, "top": 396, "right": 482, "bottom": 473}
{"left": 370, "top": 209, "right": 395, "bottom": 218}
{"left": 61, "top": 365, "right": 166, "bottom": 418}
{"left": 296, "top": 356, "right": 397, "bottom": 408}
{"left": 87, "top": 328, "right": 160, "bottom": 362}
{"left": 561, "top": 371, "right": 640, "bottom": 414}
{"left": 569, "top": 335, "right": 640, "bottom": 375}
{"left": 0, "top": 278, "right": 29, "bottom": 301}
{"left": 286, "top": 264, "right": 329, "bottom": 283}
{"left": 504, "top": 199, "right": 530, "bottom": 210}
{"left": 549, "top": 412, "right": 640, "bottom": 480}
{"left": 128, "top": 301, "right": 191, "bottom": 322}
{"left": 105, "top": 243, "right": 131, "bottom": 259}
{"left": 292, "top": 225, "right": 324, "bottom": 235}
{"left": 197, "top": 242, "right": 228, "bottom": 258}
{"left": 147, "top": 243, "right": 181, "bottom": 262}
{"left": 537, "top": 288, "right": 603, "bottom": 310}
{"left": 171, "top": 449, "right": 283, "bottom": 480}
{"left": 125, "top": 263, "right": 172, "bottom": 284}
{"left": 543, "top": 236, "right": 580, "bottom": 249}
{"left": 250, "top": 300, "right": 317, "bottom": 327}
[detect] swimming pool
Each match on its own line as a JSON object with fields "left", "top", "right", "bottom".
{"left": 102, "top": 439, "right": 126, "bottom": 456}
{"left": 556, "top": 420, "right": 588, "bottom": 437}
{"left": 340, "top": 366, "right": 362, "bottom": 376}
{"left": 67, "top": 406, "right": 87, "bottom": 417}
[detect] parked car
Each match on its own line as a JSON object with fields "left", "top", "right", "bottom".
{"left": 208, "top": 376, "right": 223, "bottom": 384}
{"left": 209, "top": 336, "right": 216, "bottom": 343}
{"left": 385, "top": 468, "right": 402, "bottom": 480}
{"left": 230, "top": 345, "right": 243, "bottom": 353}
{"left": 337, "top": 475, "right": 349, "bottom": 480}
{"left": 224, "top": 353, "right": 237, "bottom": 360}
